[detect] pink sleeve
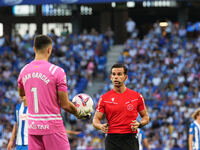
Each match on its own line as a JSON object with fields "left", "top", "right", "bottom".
{"left": 137, "top": 94, "right": 146, "bottom": 112}
{"left": 56, "top": 68, "right": 68, "bottom": 92}
{"left": 17, "top": 71, "right": 24, "bottom": 89}
{"left": 96, "top": 96, "right": 105, "bottom": 114}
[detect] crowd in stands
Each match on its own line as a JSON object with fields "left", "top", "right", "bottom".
{"left": 0, "top": 20, "right": 199, "bottom": 150}
{"left": 0, "top": 28, "right": 111, "bottom": 149}
{"left": 97, "top": 20, "right": 200, "bottom": 149}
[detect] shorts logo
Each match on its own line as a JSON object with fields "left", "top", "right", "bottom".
{"left": 127, "top": 104, "right": 134, "bottom": 111}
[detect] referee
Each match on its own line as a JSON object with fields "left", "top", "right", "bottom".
{"left": 93, "top": 64, "right": 150, "bottom": 150}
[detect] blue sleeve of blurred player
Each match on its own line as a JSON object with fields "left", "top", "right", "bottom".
{"left": 14, "top": 111, "right": 16, "bottom": 122}
{"left": 140, "top": 130, "right": 146, "bottom": 140}
{"left": 15, "top": 103, "right": 21, "bottom": 123}
{"left": 14, "top": 105, "right": 17, "bottom": 122}
{"left": 189, "top": 123, "right": 195, "bottom": 135}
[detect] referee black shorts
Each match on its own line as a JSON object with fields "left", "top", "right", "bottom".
{"left": 105, "top": 133, "right": 139, "bottom": 150}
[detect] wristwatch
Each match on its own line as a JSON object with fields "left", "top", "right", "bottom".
{"left": 138, "top": 122, "right": 144, "bottom": 128}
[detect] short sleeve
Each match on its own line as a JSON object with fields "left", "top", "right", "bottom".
{"left": 141, "top": 130, "right": 146, "bottom": 139}
{"left": 137, "top": 93, "right": 146, "bottom": 112}
{"left": 14, "top": 109, "right": 17, "bottom": 122}
{"left": 189, "top": 123, "right": 195, "bottom": 135}
{"left": 17, "top": 64, "right": 29, "bottom": 89}
{"left": 15, "top": 104, "right": 20, "bottom": 122}
{"left": 96, "top": 96, "right": 105, "bottom": 114}
{"left": 17, "top": 70, "right": 24, "bottom": 89}
{"left": 56, "top": 68, "right": 68, "bottom": 92}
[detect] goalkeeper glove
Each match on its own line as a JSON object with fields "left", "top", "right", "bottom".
{"left": 76, "top": 108, "right": 91, "bottom": 119}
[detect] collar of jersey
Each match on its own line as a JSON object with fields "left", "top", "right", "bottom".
{"left": 112, "top": 88, "right": 128, "bottom": 95}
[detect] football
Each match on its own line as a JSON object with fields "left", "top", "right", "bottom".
{"left": 72, "top": 93, "right": 94, "bottom": 114}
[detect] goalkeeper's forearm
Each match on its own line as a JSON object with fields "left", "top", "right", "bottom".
{"left": 65, "top": 101, "right": 79, "bottom": 116}
{"left": 58, "top": 91, "right": 78, "bottom": 116}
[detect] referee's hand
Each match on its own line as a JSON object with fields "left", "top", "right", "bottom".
{"left": 130, "top": 120, "right": 140, "bottom": 132}
{"left": 100, "top": 123, "right": 109, "bottom": 133}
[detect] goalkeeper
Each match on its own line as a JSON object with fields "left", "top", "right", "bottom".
{"left": 17, "top": 35, "right": 89, "bottom": 150}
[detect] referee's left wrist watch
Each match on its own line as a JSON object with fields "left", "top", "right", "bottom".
{"left": 138, "top": 122, "right": 143, "bottom": 128}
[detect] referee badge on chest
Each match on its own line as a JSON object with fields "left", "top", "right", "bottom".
{"left": 111, "top": 98, "right": 115, "bottom": 103}
{"left": 127, "top": 104, "right": 134, "bottom": 111}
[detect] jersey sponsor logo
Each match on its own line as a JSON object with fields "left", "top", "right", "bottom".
{"left": 104, "top": 101, "right": 118, "bottom": 104}
{"left": 125, "top": 99, "right": 138, "bottom": 104}
{"left": 127, "top": 104, "right": 134, "bottom": 111}
{"left": 28, "top": 122, "right": 49, "bottom": 130}
{"left": 111, "top": 98, "right": 115, "bottom": 102}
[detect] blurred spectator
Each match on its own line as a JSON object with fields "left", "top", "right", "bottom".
{"left": 126, "top": 17, "right": 136, "bottom": 38}
{"left": 76, "top": 138, "right": 87, "bottom": 150}
{"left": 86, "top": 58, "right": 95, "bottom": 86}
{"left": 23, "top": 30, "right": 31, "bottom": 41}
{"left": 105, "top": 26, "right": 114, "bottom": 47}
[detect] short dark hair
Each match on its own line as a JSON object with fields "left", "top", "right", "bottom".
{"left": 110, "top": 63, "right": 128, "bottom": 75}
{"left": 34, "top": 35, "right": 52, "bottom": 50}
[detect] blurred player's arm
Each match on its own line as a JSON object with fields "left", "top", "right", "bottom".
{"left": 66, "top": 130, "right": 81, "bottom": 135}
{"left": 143, "top": 138, "right": 151, "bottom": 150}
{"left": 188, "top": 134, "right": 193, "bottom": 150}
{"left": 93, "top": 111, "right": 108, "bottom": 133}
{"left": 7, "top": 122, "right": 17, "bottom": 150}
{"left": 18, "top": 87, "right": 25, "bottom": 98}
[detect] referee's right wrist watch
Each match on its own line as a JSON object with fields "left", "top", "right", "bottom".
{"left": 138, "top": 122, "right": 143, "bottom": 128}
